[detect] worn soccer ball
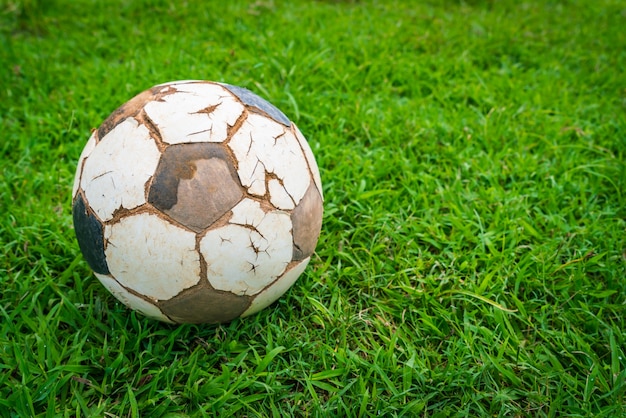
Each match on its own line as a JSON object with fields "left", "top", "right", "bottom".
{"left": 72, "top": 80, "right": 323, "bottom": 324}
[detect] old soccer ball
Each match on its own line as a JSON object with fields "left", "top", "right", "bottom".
{"left": 72, "top": 80, "right": 323, "bottom": 324}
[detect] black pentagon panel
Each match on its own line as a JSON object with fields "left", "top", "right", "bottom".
{"left": 148, "top": 143, "right": 243, "bottom": 232}
{"left": 291, "top": 182, "right": 324, "bottom": 261}
{"left": 72, "top": 194, "right": 109, "bottom": 275}
{"left": 159, "top": 286, "right": 250, "bottom": 324}
{"left": 220, "top": 83, "right": 291, "bottom": 127}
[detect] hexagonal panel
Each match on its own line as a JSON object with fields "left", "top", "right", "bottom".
{"left": 199, "top": 199, "right": 293, "bottom": 295}
{"left": 80, "top": 118, "right": 161, "bottom": 222}
{"left": 228, "top": 114, "right": 311, "bottom": 204}
{"left": 103, "top": 212, "right": 201, "bottom": 301}
{"left": 148, "top": 143, "right": 243, "bottom": 232}
{"left": 143, "top": 82, "right": 244, "bottom": 144}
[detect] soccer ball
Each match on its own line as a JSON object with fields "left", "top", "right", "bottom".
{"left": 72, "top": 80, "right": 323, "bottom": 324}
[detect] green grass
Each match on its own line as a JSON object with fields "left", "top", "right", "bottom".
{"left": 1, "top": 0, "right": 625, "bottom": 416}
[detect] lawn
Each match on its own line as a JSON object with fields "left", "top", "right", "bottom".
{"left": 1, "top": 0, "right": 625, "bottom": 416}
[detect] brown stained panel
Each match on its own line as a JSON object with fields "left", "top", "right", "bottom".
{"left": 158, "top": 286, "right": 250, "bottom": 324}
{"left": 148, "top": 143, "right": 243, "bottom": 232}
{"left": 291, "top": 182, "right": 324, "bottom": 261}
{"left": 97, "top": 89, "right": 153, "bottom": 141}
